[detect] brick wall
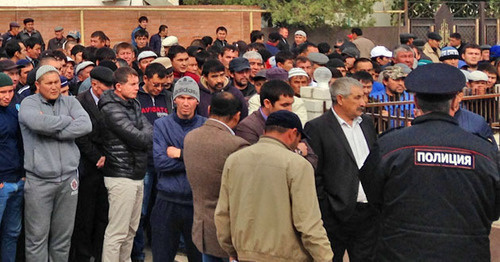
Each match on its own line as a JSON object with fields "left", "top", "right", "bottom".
{"left": 0, "top": 6, "right": 262, "bottom": 47}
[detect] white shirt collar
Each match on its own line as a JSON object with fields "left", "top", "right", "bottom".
{"left": 90, "top": 88, "right": 99, "bottom": 105}
{"left": 208, "top": 118, "right": 235, "bottom": 135}
{"left": 331, "top": 107, "right": 363, "bottom": 127}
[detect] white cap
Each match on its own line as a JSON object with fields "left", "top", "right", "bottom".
{"left": 460, "top": 69, "right": 470, "bottom": 82}
{"left": 162, "top": 36, "right": 178, "bottom": 47}
{"left": 288, "top": 67, "right": 308, "bottom": 79}
{"left": 66, "top": 56, "right": 75, "bottom": 64}
{"left": 36, "top": 65, "right": 59, "bottom": 81}
{"left": 370, "top": 46, "right": 392, "bottom": 58}
{"left": 468, "top": 70, "right": 488, "bottom": 82}
{"left": 295, "top": 30, "right": 306, "bottom": 37}
{"left": 75, "top": 61, "right": 95, "bottom": 75}
{"left": 151, "top": 57, "right": 172, "bottom": 69}
{"left": 137, "top": 50, "right": 158, "bottom": 61}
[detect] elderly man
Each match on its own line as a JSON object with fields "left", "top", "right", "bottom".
{"left": 184, "top": 92, "right": 249, "bottom": 262}
{"left": 71, "top": 66, "right": 114, "bottom": 262}
{"left": 47, "top": 26, "right": 66, "bottom": 50}
{"left": 359, "top": 63, "right": 500, "bottom": 261}
{"left": 242, "top": 51, "right": 264, "bottom": 85}
{"left": 304, "top": 77, "right": 378, "bottom": 262}
{"left": 392, "top": 45, "right": 415, "bottom": 69}
{"left": 215, "top": 110, "right": 333, "bottom": 262}
{"left": 19, "top": 65, "right": 92, "bottom": 262}
{"left": 423, "top": 32, "right": 442, "bottom": 63}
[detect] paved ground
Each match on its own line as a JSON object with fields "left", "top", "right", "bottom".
{"left": 144, "top": 248, "right": 187, "bottom": 262}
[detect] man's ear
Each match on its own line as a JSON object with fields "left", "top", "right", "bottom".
{"left": 207, "top": 105, "right": 211, "bottom": 115}
{"left": 263, "top": 98, "right": 272, "bottom": 108}
{"left": 336, "top": 94, "right": 344, "bottom": 106}
{"left": 233, "top": 111, "right": 241, "bottom": 123}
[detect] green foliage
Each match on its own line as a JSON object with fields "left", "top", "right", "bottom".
{"left": 391, "top": 0, "right": 499, "bottom": 20}
{"left": 182, "top": 0, "right": 377, "bottom": 28}
{"left": 490, "top": 0, "right": 500, "bottom": 17}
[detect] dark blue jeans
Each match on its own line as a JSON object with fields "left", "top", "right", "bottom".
{"left": 150, "top": 198, "right": 201, "bottom": 262}
{"left": 131, "top": 170, "right": 155, "bottom": 260}
{"left": 0, "top": 180, "right": 24, "bottom": 262}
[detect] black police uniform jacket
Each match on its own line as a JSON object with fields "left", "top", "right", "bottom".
{"left": 360, "top": 112, "right": 500, "bottom": 261}
{"left": 98, "top": 89, "right": 153, "bottom": 180}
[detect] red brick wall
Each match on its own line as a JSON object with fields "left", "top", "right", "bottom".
{"left": 0, "top": 6, "right": 262, "bottom": 47}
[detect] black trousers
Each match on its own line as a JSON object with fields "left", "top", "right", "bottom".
{"left": 324, "top": 203, "right": 380, "bottom": 262}
{"left": 69, "top": 164, "right": 109, "bottom": 262}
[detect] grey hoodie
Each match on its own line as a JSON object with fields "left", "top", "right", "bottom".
{"left": 19, "top": 93, "right": 92, "bottom": 182}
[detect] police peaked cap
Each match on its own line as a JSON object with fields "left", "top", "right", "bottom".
{"left": 404, "top": 63, "right": 465, "bottom": 94}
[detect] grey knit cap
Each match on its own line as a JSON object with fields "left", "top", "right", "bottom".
{"left": 173, "top": 76, "right": 200, "bottom": 102}
{"left": 36, "top": 65, "right": 59, "bottom": 81}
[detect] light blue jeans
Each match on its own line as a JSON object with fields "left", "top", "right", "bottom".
{"left": 0, "top": 180, "right": 24, "bottom": 262}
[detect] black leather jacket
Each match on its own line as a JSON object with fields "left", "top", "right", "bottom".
{"left": 98, "top": 90, "right": 153, "bottom": 180}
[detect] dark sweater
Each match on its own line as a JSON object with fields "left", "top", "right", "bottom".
{"left": 0, "top": 106, "right": 23, "bottom": 182}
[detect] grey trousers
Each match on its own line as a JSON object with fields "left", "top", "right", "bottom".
{"left": 24, "top": 173, "right": 79, "bottom": 262}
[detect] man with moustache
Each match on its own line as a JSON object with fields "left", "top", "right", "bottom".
{"left": 197, "top": 59, "right": 248, "bottom": 119}
{"left": 305, "top": 77, "right": 378, "bottom": 262}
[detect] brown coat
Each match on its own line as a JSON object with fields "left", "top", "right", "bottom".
{"left": 183, "top": 119, "right": 250, "bottom": 258}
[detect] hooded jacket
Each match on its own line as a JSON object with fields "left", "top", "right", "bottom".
{"left": 98, "top": 90, "right": 153, "bottom": 180}
{"left": 197, "top": 76, "right": 248, "bottom": 119}
{"left": 19, "top": 94, "right": 92, "bottom": 181}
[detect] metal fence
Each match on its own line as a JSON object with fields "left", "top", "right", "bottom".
{"left": 365, "top": 93, "right": 500, "bottom": 134}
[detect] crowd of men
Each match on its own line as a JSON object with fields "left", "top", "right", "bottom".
{"left": 0, "top": 15, "right": 499, "bottom": 262}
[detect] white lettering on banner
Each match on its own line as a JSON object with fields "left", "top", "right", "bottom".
{"left": 414, "top": 149, "right": 474, "bottom": 169}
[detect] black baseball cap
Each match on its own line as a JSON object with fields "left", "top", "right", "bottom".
{"left": 229, "top": 57, "right": 250, "bottom": 72}
{"left": 265, "top": 110, "right": 309, "bottom": 140}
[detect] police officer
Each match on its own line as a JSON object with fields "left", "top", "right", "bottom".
{"left": 359, "top": 63, "right": 500, "bottom": 261}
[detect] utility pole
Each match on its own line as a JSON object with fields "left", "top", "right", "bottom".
{"left": 479, "top": 1, "right": 485, "bottom": 44}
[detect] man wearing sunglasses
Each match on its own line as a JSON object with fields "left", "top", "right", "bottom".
{"left": 134, "top": 61, "right": 173, "bottom": 261}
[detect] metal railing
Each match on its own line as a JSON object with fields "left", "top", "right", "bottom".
{"left": 365, "top": 93, "right": 500, "bottom": 134}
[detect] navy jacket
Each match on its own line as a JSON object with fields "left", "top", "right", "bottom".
{"left": 149, "top": 33, "right": 162, "bottom": 56}
{"left": 137, "top": 86, "right": 173, "bottom": 126}
{"left": 455, "top": 108, "right": 497, "bottom": 146}
{"left": 360, "top": 113, "right": 500, "bottom": 261}
{"left": 137, "top": 86, "right": 173, "bottom": 168}
{"left": 153, "top": 112, "right": 206, "bottom": 205}
{"left": 0, "top": 106, "right": 23, "bottom": 182}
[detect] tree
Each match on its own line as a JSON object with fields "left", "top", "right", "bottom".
{"left": 183, "top": 0, "right": 377, "bottom": 28}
